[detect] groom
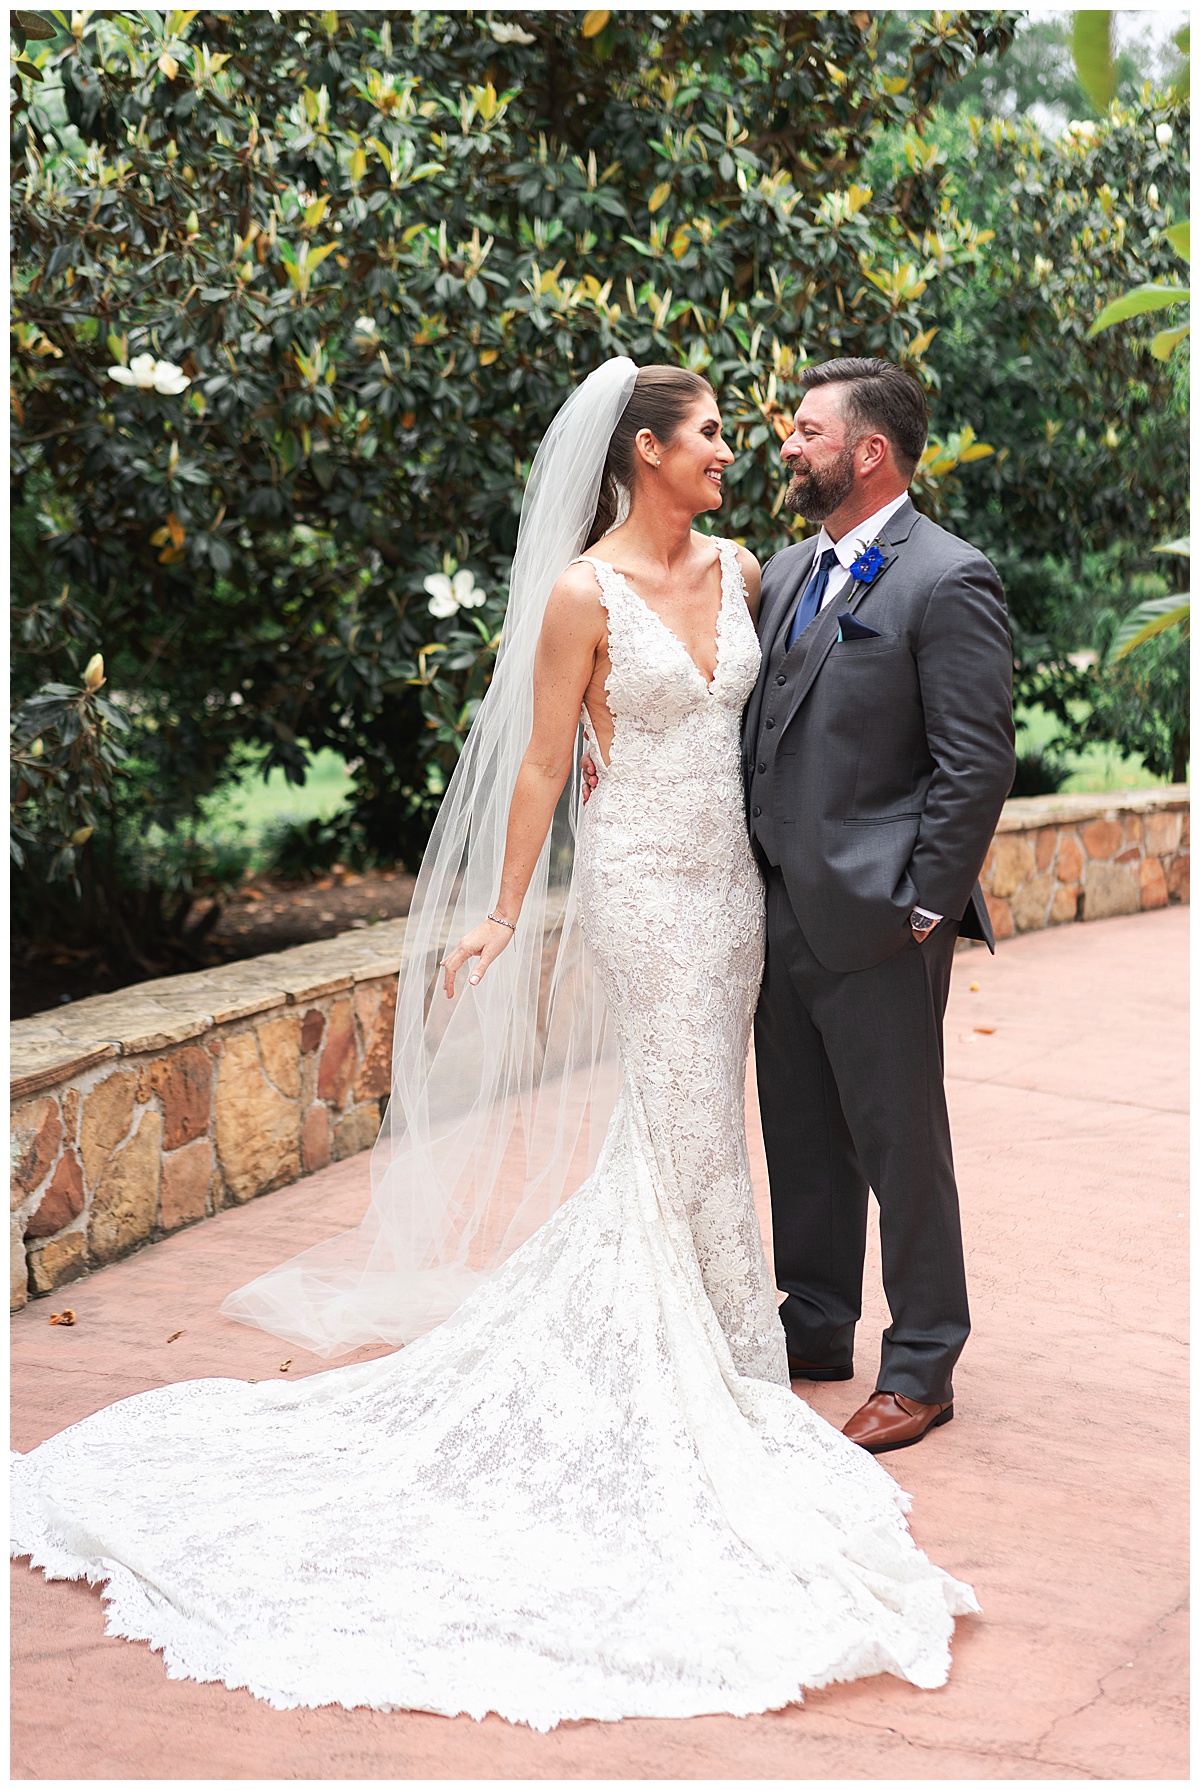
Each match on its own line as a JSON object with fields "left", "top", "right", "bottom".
{"left": 745, "top": 357, "right": 1015, "bottom": 1454}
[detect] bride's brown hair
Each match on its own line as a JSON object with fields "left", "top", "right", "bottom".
{"left": 584, "top": 365, "right": 716, "bottom": 548}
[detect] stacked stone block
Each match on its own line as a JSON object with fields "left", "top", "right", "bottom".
{"left": 10, "top": 924, "right": 406, "bottom": 1308}
{"left": 980, "top": 788, "right": 1189, "bottom": 940}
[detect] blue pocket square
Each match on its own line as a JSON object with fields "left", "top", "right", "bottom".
{"left": 837, "top": 612, "right": 881, "bottom": 642}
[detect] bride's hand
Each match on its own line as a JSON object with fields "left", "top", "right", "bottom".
{"left": 441, "top": 917, "right": 516, "bottom": 998}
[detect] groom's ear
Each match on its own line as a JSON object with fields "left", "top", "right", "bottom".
{"left": 855, "top": 430, "right": 890, "bottom": 476}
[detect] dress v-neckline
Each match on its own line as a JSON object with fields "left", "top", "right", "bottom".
{"left": 586, "top": 545, "right": 730, "bottom": 694}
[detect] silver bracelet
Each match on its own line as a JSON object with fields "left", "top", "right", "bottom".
{"left": 487, "top": 911, "right": 516, "bottom": 932}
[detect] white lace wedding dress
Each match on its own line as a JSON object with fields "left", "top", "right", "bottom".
{"left": 11, "top": 538, "right": 977, "bottom": 1729}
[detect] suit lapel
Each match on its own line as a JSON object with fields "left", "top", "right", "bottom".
{"left": 774, "top": 496, "right": 918, "bottom": 738}
{"left": 759, "top": 540, "right": 818, "bottom": 655}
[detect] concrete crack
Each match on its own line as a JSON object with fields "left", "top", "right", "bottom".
{"left": 946, "top": 1073, "right": 1188, "bottom": 1118}
{"left": 820, "top": 1709, "right": 1102, "bottom": 1778}
{"left": 1029, "top": 1593, "right": 1189, "bottom": 1766}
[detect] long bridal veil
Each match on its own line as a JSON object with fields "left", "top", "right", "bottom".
{"left": 221, "top": 358, "right": 639, "bottom": 1356}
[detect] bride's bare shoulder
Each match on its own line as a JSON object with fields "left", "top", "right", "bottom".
{"left": 551, "top": 556, "right": 606, "bottom": 600}
{"left": 542, "top": 559, "right": 607, "bottom": 639}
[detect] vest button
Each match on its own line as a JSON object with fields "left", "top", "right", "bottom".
{"left": 765, "top": 719, "right": 775, "bottom": 729}
{"left": 775, "top": 674, "right": 786, "bottom": 685}
{"left": 752, "top": 806, "right": 762, "bottom": 818}
{"left": 757, "top": 762, "right": 766, "bottom": 773}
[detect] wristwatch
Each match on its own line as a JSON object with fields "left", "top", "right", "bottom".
{"left": 910, "top": 908, "right": 940, "bottom": 936}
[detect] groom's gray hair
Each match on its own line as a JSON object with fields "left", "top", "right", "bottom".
{"left": 799, "top": 358, "right": 928, "bottom": 477}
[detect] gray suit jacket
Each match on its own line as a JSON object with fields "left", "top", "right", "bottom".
{"left": 743, "top": 497, "right": 1016, "bottom": 973}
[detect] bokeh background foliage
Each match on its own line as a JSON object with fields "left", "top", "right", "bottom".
{"left": 9, "top": 8, "right": 1189, "bottom": 973}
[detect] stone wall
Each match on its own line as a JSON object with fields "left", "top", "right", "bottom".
{"left": 10, "top": 923, "right": 409, "bottom": 1310}
{"left": 979, "top": 786, "right": 1189, "bottom": 939}
{"left": 10, "top": 787, "right": 1189, "bottom": 1309}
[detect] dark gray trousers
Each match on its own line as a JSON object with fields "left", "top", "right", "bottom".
{"left": 754, "top": 866, "right": 970, "bottom": 1405}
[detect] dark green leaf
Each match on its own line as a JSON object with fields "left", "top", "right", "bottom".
{"left": 14, "top": 11, "right": 57, "bottom": 41}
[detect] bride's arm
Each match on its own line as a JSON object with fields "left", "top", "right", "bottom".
{"left": 441, "top": 565, "right": 605, "bottom": 997}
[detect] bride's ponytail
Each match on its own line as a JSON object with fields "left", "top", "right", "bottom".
{"left": 586, "top": 468, "right": 621, "bottom": 548}
{"left": 584, "top": 364, "right": 715, "bottom": 548}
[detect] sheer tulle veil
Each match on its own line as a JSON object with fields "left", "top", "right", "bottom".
{"left": 221, "top": 357, "right": 639, "bottom": 1355}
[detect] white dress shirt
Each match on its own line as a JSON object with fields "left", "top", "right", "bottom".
{"left": 807, "top": 490, "right": 943, "bottom": 930}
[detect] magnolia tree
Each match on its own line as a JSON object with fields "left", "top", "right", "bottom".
{"left": 889, "top": 73, "right": 1191, "bottom": 768}
{"left": 11, "top": 7, "right": 1016, "bottom": 950}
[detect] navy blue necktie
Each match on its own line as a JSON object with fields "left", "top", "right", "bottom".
{"left": 786, "top": 546, "right": 839, "bottom": 650}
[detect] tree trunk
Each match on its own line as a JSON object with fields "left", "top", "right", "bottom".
{"left": 1171, "top": 733, "right": 1189, "bottom": 786}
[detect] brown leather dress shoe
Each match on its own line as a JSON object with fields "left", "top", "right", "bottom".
{"left": 842, "top": 1392, "right": 953, "bottom": 1454}
{"left": 786, "top": 1354, "right": 853, "bottom": 1383}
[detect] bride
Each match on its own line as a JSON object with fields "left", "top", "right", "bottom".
{"left": 11, "top": 358, "right": 977, "bottom": 1728}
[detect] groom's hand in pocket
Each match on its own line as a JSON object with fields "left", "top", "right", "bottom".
{"left": 909, "top": 906, "right": 942, "bottom": 945}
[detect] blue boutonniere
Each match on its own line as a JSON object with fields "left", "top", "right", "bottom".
{"left": 849, "top": 540, "right": 886, "bottom": 585}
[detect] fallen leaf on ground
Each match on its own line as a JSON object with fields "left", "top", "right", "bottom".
{"left": 49, "top": 1310, "right": 76, "bottom": 1326}
{"left": 974, "top": 1026, "right": 996, "bottom": 1035}
{"left": 279, "top": 1359, "right": 292, "bottom": 1372}
{"left": 166, "top": 1330, "right": 184, "bottom": 1343}
{"left": 970, "top": 981, "right": 980, "bottom": 991}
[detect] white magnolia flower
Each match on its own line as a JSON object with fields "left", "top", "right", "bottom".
{"left": 424, "top": 568, "right": 487, "bottom": 618}
{"left": 108, "top": 353, "right": 191, "bottom": 394}
{"left": 455, "top": 570, "right": 486, "bottom": 609}
{"left": 1156, "top": 123, "right": 1174, "bottom": 149}
{"left": 488, "top": 19, "right": 536, "bottom": 43}
{"left": 425, "top": 577, "right": 460, "bottom": 618}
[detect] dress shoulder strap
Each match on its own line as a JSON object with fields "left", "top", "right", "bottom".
{"left": 712, "top": 536, "right": 747, "bottom": 598}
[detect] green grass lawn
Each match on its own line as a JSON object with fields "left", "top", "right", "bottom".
{"left": 194, "top": 748, "right": 355, "bottom": 871}
{"left": 1014, "top": 706, "right": 1178, "bottom": 794}
{"left": 202, "top": 748, "right": 355, "bottom": 835}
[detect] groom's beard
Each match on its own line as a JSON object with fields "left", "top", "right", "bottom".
{"left": 783, "top": 444, "right": 858, "bottom": 522}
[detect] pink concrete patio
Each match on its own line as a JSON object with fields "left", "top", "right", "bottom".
{"left": 11, "top": 906, "right": 1188, "bottom": 1780}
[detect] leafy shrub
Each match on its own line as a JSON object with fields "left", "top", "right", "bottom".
{"left": 1009, "top": 750, "right": 1073, "bottom": 798}
{"left": 12, "top": 7, "right": 1014, "bottom": 916}
{"left": 261, "top": 812, "right": 373, "bottom": 882}
{"left": 10, "top": 655, "right": 128, "bottom": 888}
{"left": 1077, "top": 603, "right": 1191, "bottom": 785}
{"left": 11, "top": 801, "right": 252, "bottom": 979}
{"left": 906, "top": 89, "right": 1189, "bottom": 720}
